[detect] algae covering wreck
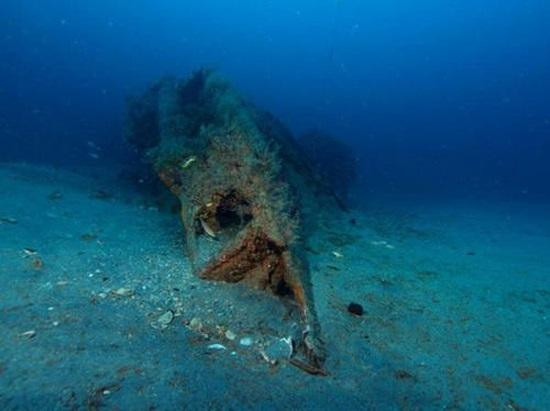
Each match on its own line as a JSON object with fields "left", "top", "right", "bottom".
{"left": 125, "top": 69, "right": 339, "bottom": 369}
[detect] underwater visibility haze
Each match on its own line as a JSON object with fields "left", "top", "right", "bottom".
{"left": 1, "top": 1, "right": 549, "bottom": 409}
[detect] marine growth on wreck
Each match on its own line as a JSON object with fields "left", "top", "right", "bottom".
{"left": 125, "top": 69, "right": 339, "bottom": 368}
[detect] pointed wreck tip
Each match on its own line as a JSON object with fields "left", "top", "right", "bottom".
{"left": 289, "top": 357, "right": 329, "bottom": 377}
{"left": 200, "top": 218, "right": 216, "bottom": 238}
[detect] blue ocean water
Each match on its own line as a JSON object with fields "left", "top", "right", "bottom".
{"left": 1, "top": 1, "right": 549, "bottom": 409}
{"left": 2, "top": 0, "right": 549, "bottom": 198}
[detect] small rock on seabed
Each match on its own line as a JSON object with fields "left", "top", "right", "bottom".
{"left": 347, "top": 302, "right": 364, "bottom": 316}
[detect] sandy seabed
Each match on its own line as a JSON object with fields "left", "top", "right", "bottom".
{"left": 0, "top": 163, "right": 548, "bottom": 410}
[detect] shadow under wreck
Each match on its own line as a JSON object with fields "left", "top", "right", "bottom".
{"left": 125, "top": 69, "right": 342, "bottom": 371}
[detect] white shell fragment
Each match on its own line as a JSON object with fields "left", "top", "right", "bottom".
{"left": 200, "top": 218, "right": 217, "bottom": 238}
{"left": 112, "top": 287, "right": 134, "bottom": 297}
{"left": 225, "top": 329, "right": 237, "bottom": 341}
{"left": 264, "top": 337, "right": 293, "bottom": 363}
{"left": 189, "top": 317, "right": 203, "bottom": 332}
{"left": 20, "top": 330, "right": 36, "bottom": 339}
{"left": 157, "top": 311, "right": 174, "bottom": 327}
{"left": 151, "top": 310, "right": 174, "bottom": 330}
{"left": 22, "top": 248, "right": 38, "bottom": 256}
{"left": 239, "top": 337, "right": 253, "bottom": 346}
{"left": 207, "top": 343, "right": 227, "bottom": 351}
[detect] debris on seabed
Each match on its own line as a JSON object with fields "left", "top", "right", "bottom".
{"left": 394, "top": 369, "right": 415, "bottom": 380}
{"left": 21, "top": 247, "right": 44, "bottom": 270}
{"left": 80, "top": 233, "right": 98, "bottom": 242}
{"left": 19, "top": 330, "right": 36, "bottom": 339}
{"left": 332, "top": 251, "right": 344, "bottom": 258}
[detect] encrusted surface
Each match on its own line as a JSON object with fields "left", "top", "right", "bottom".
{"left": 126, "top": 69, "right": 328, "bottom": 365}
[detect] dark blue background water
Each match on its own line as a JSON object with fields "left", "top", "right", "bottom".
{"left": 1, "top": 1, "right": 549, "bottom": 197}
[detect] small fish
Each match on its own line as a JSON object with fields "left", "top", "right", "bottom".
{"left": 22, "top": 248, "right": 38, "bottom": 256}
{"left": 89, "top": 152, "right": 100, "bottom": 159}
{"left": 0, "top": 217, "right": 18, "bottom": 224}
{"left": 200, "top": 218, "right": 216, "bottom": 238}
{"left": 48, "top": 190, "right": 63, "bottom": 200}
{"left": 332, "top": 251, "right": 344, "bottom": 258}
{"left": 180, "top": 156, "right": 197, "bottom": 169}
{"left": 90, "top": 190, "right": 112, "bottom": 200}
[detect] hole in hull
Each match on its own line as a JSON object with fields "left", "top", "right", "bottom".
{"left": 215, "top": 190, "right": 252, "bottom": 230}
